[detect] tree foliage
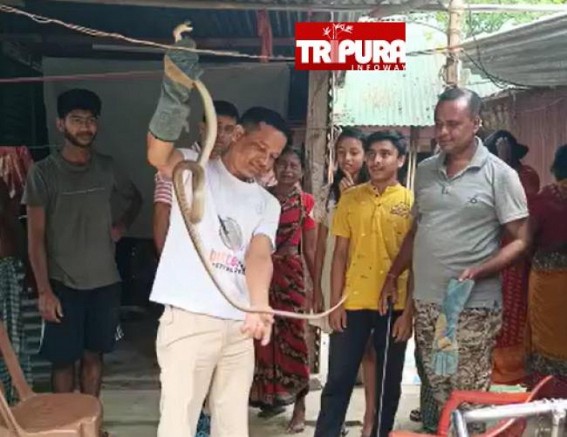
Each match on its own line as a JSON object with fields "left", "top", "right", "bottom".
{"left": 437, "top": 0, "right": 567, "bottom": 37}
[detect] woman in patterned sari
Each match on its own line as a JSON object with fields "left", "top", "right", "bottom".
{"left": 250, "top": 147, "right": 317, "bottom": 433}
{"left": 485, "top": 130, "right": 540, "bottom": 385}
{"left": 526, "top": 145, "right": 567, "bottom": 388}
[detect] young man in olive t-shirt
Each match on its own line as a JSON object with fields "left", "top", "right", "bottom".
{"left": 23, "top": 89, "right": 142, "bottom": 397}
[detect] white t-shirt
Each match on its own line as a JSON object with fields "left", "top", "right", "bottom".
{"left": 150, "top": 149, "right": 281, "bottom": 321}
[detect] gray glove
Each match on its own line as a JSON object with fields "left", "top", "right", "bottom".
{"left": 149, "top": 36, "right": 204, "bottom": 142}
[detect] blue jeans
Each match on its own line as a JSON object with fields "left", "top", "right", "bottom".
{"left": 195, "top": 411, "right": 210, "bottom": 437}
{"left": 314, "top": 310, "right": 407, "bottom": 437}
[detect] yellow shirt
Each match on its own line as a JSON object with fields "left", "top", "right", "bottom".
{"left": 331, "top": 182, "right": 414, "bottom": 311}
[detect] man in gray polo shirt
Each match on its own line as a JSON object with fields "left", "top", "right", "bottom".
{"left": 381, "top": 87, "right": 529, "bottom": 427}
{"left": 23, "top": 89, "right": 142, "bottom": 401}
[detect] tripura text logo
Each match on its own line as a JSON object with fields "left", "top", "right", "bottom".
{"left": 295, "top": 22, "right": 406, "bottom": 71}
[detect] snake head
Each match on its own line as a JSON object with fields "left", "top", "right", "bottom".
{"left": 173, "top": 23, "right": 194, "bottom": 43}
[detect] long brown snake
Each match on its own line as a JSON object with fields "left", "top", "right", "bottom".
{"left": 168, "top": 24, "right": 348, "bottom": 320}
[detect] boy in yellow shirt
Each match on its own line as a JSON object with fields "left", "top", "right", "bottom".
{"left": 314, "top": 130, "right": 414, "bottom": 437}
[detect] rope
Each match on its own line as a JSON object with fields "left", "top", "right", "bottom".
{"left": 0, "top": 4, "right": 294, "bottom": 62}
{"left": 0, "top": 3, "right": 477, "bottom": 61}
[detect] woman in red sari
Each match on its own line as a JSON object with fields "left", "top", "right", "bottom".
{"left": 485, "top": 130, "right": 540, "bottom": 385}
{"left": 526, "top": 145, "right": 567, "bottom": 389}
{"left": 250, "top": 147, "right": 317, "bottom": 433}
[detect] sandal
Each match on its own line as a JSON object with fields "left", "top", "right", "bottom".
{"left": 258, "top": 406, "right": 286, "bottom": 419}
{"left": 409, "top": 409, "right": 422, "bottom": 422}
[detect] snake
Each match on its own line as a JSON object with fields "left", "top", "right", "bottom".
{"left": 169, "top": 24, "right": 348, "bottom": 320}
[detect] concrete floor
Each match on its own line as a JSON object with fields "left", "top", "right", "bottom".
{"left": 100, "top": 316, "right": 422, "bottom": 437}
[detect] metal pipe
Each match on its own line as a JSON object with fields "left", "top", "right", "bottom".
{"left": 452, "top": 410, "right": 469, "bottom": 437}
{"left": 462, "top": 399, "right": 567, "bottom": 424}
{"left": 550, "top": 407, "right": 566, "bottom": 437}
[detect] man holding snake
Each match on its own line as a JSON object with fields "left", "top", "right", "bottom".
{"left": 146, "top": 35, "right": 288, "bottom": 436}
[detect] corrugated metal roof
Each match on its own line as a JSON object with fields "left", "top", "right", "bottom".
{"left": 17, "top": 1, "right": 361, "bottom": 58}
{"left": 12, "top": 0, "right": 440, "bottom": 59}
{"left": 207, "top": 0, "right": 434, "bottom": 9}
{"left": 206, "top": 0, "right": 389, "bottom": 6}
{"left": 334, "top": 22, "right": 501, "bottom": 127}
{"left": 461, "top": 12, "right": 567, "bottom": 88}
{"left": 18, "top": 2, "right": 346, "bottom": 38}
{"left": 19, "top": 1, "right": 438, "bottom": 41}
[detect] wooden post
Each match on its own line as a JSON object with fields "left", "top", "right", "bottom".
{"left": 445, "top": 0, "right": 465, "bottom": 87}
{"left": 304, "top": 69, "right": 329, "bottom": 381}
{"left": 255, "top": 10, "right": 273, "bottom": 62}
{"left": 303, "top": 11, "right": 331, "bottom": 196}
{"left": 302, "top": 13, "right": 332, "bottom": 382}
{"left": 304, "top": 70, "right": 330, "bottom": 195}
{"left": 407, "top": 126, "right": 420, "bottom": 191}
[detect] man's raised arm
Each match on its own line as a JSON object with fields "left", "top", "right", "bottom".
{"left": 147, "top": 36, "right": 203, "bottom": 177}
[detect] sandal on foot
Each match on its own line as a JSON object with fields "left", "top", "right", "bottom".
{"left": 258, "top": 406, "right": 286, "bottom": 419}
{"left": 410, "top": 409, "right": 422, "bottom": 422}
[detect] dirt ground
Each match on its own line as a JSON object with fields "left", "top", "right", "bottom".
{"left": 100, "top": 316, "right": 422, "bottom": 436}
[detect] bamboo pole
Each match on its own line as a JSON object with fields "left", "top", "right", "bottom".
{"left": 445, "top": 0, "right": 465, "bottom": 87}
{"left": 407, "top": 126, "right": 419, "bottom": 191}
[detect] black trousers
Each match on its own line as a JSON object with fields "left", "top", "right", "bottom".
{"left": 314, "top": 310, "right": 407, "bottom": 437}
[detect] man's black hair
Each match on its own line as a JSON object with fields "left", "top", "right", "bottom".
{"left": 552, "top": 144, "right": 567, "bottom": 181}
{"left": 437, "top": 87, "right": 483, "bottom": 118}
{"left": 328, "top": 127, "right": 369, "bottom": 208}
{"left": 365, "top": 130, "right": 408, "bottom": 156}
{"left": 239, "top": 106, "right": 292, "bottom": 144}
{"left": 57, "top": 89, "right": 101, "bottom": 119}
{"left": 202, "top": 100, "right": 239, "bottom": 122}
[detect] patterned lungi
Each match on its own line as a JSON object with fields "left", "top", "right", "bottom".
{"left": 0, "top": 257, "right": 32, "bottom": 404}
{"left": 414, "top": 300, "right": 502, "bottom": 433}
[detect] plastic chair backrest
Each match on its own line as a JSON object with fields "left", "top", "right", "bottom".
{"left": 0, "top": 322, "right": 33, "bottom": 402}
{"left": 479, "top": 375, "right": 556, "bottom": 437}
{"left": 0, "top": 382, "right": 20, "bottom": 436}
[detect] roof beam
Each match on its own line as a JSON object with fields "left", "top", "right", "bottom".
{"left": 33, "top": 0, "right": 567, "bottom": 15}
{"left": 30, "top": 0, "right": 379, "bottom": 12}
{"left": 421, "top": 3, "right": 567, "bottom": 12}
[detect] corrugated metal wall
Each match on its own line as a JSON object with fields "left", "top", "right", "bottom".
{"left": 483, "top": 88, "right": 567, "bottom": 187}
{"left": 0, "top": 51, "right": 49, "bottom": 159}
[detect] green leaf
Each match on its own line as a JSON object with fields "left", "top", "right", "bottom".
{"left": 435, "top": 0, "right": 567, "bottom": 37}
